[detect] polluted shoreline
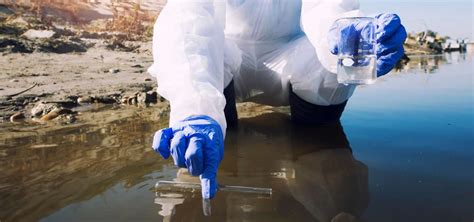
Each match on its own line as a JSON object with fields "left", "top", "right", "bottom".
{"left": 0, "top": 2, "right": 160, "bottom": 123}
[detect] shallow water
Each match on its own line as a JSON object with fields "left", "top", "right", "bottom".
{"left": 0, "top": 53, "right": 473, "bottom": 222}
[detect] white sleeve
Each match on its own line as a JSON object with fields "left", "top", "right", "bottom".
{"left": 301, "top": 0, "right": 362, "bottom": 73}
{"left": 148, "top": 0, "right": 227, "bottom": 133}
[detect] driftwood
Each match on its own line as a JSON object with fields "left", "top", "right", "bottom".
{"left": 3, "top": 83, "right": 38, "bottom": 99}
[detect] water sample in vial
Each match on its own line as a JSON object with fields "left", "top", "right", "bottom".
{"left": 334, "top": 17, "right": 377, "bottom": 85}
{"left": 337, "top": 55, "right": 377, "bottom": 85}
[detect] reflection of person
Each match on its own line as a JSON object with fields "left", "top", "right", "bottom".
{"left": 237, "top": 113, "right": 369, "bottom": 221}
{"left": 154, "top": 113, "right": 369, "bottom": 221}
{"left": 150, "top": 0, "right": 405, "bottom": 199}
{"left": 287, "top": 121, "right": 369, "bottom": 222}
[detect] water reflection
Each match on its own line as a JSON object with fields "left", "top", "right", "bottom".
{"left": 0, "top": 108, "right": 168, "bottom": 222}
{"left": 0, "top": 107, "right": 369, "bottom": 222}
{"left": 1, "top": 51, "right": 471, "bottom": 221}
{"left": 1, "top": 52, "right": 471, "bottom": 221}
{"left": 155, "top": 113, "right": 369, "bottom": 222}
{"left": 395, "top": 52, "right": 470, "bottom": 74}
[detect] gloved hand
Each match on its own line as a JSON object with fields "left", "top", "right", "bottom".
{"left": 329, "top": 13, "right": 407, "bottom": 76}
{"left": 152, "top": 115, "right": 224, "bottom": 199}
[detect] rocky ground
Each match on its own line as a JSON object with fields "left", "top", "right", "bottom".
{"left": 0, "top": 19, "right": 164, "bottom": 123}
{"left": 0, "top": 43, "right": 162, "bottom": 122}
{"left": 0, "top": 7, "right": 289, "bottom": 127}
{"left": 0, "top": 7, "right": 458, "bottom": 125}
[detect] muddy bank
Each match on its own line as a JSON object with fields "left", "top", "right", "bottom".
{"left": 0, "top": 12, "right": 164, "bottom": 122}
{"left": 0, "top": 43, "right": 161, "bottom": 120}
{"left": 0, "top": 17, "right": 159, "bottom": 121}
{"left": 0, "top": 13, "right": 281, "bottom": 123}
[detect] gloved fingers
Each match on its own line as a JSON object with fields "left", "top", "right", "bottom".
{"left": 206, "top": 131, "right": 224, "bottom": 161}
{"left": 377, "top": 45, "right": 405, "bottom": 76}
{"left": 375, "top": 13, "right": 402, "bottom": 43}
{"left": 328, "top": 23, "right": 358, "bottom": 55}
{"left": 329, "top": 22, "right": 369, "bottom": 55}
{"left": 200, "top": 172, "right": 219, "bottom": 199}
{"left": 338, "top": 24, "right": 361, "bottom": 55}
{"left": 355, "top": 19, "right": 376, "bottom": 40}
{"left": 152, "top": 128, "right": 173, "bottom": 159}
{"left": 170, "top": 131, "right": 187, "bottom": 168}
{"left": 199, "top": 138, "right": 222, "bottom": 199}
{"left": 185, "top": 136, "right": 205, "bottom": 176}
{"left": 377, "top": 25, "right": 407, "bottom": 56}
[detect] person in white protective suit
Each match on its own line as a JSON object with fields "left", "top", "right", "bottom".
{"left": 150, "top": 0, "right": 407, "bottom": 199}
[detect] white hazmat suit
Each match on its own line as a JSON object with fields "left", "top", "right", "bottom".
{"left": 148, "top": 0, "right": 362, "bottom": 133}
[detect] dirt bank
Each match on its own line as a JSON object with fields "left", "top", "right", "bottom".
{"left": 1, "top": 42, "right": 153, "bottom": 95}
{"left": 0, "top": 38, "right": 161, "bottom": 119}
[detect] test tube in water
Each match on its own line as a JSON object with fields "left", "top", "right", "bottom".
{"left": 155, "top": 180, "right": 272, "bottom": 197}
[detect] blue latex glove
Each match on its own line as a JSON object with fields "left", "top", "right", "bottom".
{"left": 152, "top": 115, "right": 224, "bottom": 199}
{"left": 329, "top": 13, "right": 407, "bottom": 76}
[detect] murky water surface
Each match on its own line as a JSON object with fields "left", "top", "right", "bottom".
{"left": 1, "top": 53, "right": 473, "bottom": 222}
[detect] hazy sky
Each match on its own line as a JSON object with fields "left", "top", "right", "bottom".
{"left": 359, "top": 0, "right": 474, "bottom": 40}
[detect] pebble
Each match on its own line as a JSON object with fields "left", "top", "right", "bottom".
{"left": 131, "top": 64, "right": 143, "bottom": 68}
{"left": 121, "top": 92, "right": 139, "bottom": 105}
{"left": 77, "top": 96, "right": 93, "bottom": 104}
{"left": 146, "top": 90, "right": 158, "bottom": 103}
{"left": 22, "top": 29, "right": 56, "bottom": 40}
{"left": 128, "top": 96, "right": 137, "bottom": 105}
{"left": 66, "top": 114, "right": 76, "bottom": 123}
{"left": 137, "top": 92, "right": 147, "bottom": 104}
{"left": 109, "top": 68, "right": 120, "bottom": 74}
{"left": 58, "top": 114, "right": 76, "bottom": 124}
{"left": 120, "top": 96, "right": 129, "bottom": 104}
{"left": 10, "top": 79, "right": 19, "bottom": 83}
{"left": 120, "top": 91, "right": 159, "bottom": 105}
{"left": 144, "top": 78, "right": 152, "bottom": 82}
{"left": 31, "top": 102, "right": 57, "bottom": 117}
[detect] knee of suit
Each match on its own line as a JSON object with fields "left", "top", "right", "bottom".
{"left": 224, "top": 80, "right": 238, "bottom": 128}
{"left": 289, "top": 84, "right": 348, "bottom": 125}
{"left": 224, "top": 82, "right": 348, "bottom": 127}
